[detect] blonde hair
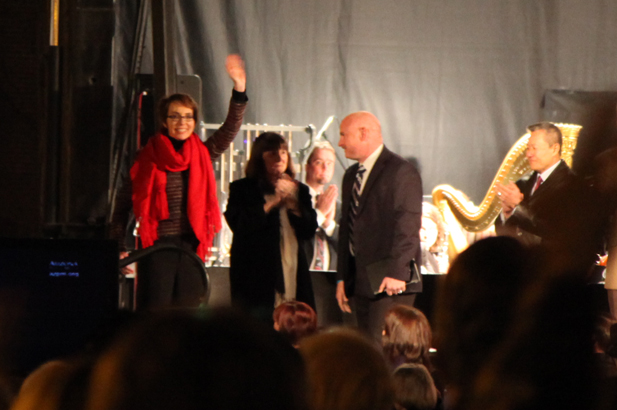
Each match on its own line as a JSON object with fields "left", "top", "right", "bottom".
{"left": 307, "top": 141, "right": 335, "bottom": 164}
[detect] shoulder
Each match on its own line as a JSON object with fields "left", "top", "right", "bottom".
{"left": 297, "top": 181, "right": 311, "bottom": 193}
{"left": 549, "top": 161, "right": 578, "bottom": 185}
{"left": 229, "top": 177, "right": 259, "bottom": 190}
{"left": 517, "top": 173, "right": 535, "bottom": 188}
{"left": 343, "top": 163, "right": 359, "bottom": 178}
{"left": 381, "top": 147, "right": 420, "bottom": 176}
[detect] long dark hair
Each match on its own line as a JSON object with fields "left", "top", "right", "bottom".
{"left": 245, "top": 132, "right": 295, "bottom": 190}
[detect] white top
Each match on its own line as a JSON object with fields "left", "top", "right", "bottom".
{"left": 265, "top": 193, "right": 298, "bottom": 307}
{"left": 308, "top": 185, "right": 336, "bottom": 270}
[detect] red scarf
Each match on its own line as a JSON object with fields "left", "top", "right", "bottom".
{"left": 130, "top": 133, "right": 221, "bottom": 261}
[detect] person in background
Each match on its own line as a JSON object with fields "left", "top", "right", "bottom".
{"left": 593, "top": 313, "right": 617, "bottom": 378}
{"left": 382, "top": 304, "right": 444, "bottom": 394}
{"left": 273, "top": 300, "right": 318, "bottom": 347}
{"left": 86, "top": 309, "right": 308, "bottom": 410}
{"left": 495, "top": 122, "right": 602, "bottom": 275}
{"left": 420, "top": 203, "right": 448, "bottom": 274}
{"left": 392, "top": 363, "right": 440, "bottom": 410}
{"left": 225, "top": 132, "right": 317, "bottom": 322}
{"left": 303, "top": 141, "right": 339, "bottom": 271}
{"left": 435, "top": 237, "right": 597, "bottom": 410}
{"left": 382, "top": 305, "right": 433, "bottom": 370}
{"left": 592, "top": 145, "right": 617, "bottom": 320}
{"left": 300, "top": 328, "right": 394, "bottom": 410}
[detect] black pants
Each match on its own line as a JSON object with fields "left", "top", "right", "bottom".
{"left": 136, "top": 236, "right": 206, "bottom": 310}
{"left": 351, "top": 293, "right": 417, "bottom": 343}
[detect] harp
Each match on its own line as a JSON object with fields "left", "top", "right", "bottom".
{"left": 432, "top": 123, "right": 582, "bottom": 240}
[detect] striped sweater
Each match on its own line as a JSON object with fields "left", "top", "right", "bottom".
{"left": 110, "top": 93, "right": 247, "bottom": 251}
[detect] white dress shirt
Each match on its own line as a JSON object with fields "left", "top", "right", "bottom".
{"left": 308, "top": 185, "right": 336, "bottom": 270}
{"left": 358, "top": 144, "right": 384, "bottom": 195}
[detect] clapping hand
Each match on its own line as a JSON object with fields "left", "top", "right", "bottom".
{"left": 274, "top": 174, "right": 298, "bottom": 201}
{"left": 495, "top": 181, "right": 523, "bottom": 218}
{"left": 317, "top": 184, "right": 338, "bottom": 228}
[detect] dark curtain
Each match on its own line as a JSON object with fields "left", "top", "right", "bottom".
{"left": 141, "top": 0, "right": 617, "bottom": 202}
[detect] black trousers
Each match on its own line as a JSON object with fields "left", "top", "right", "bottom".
{"left": 136, "top": 236, "right": 206, "bottom": 310}
{"left": 351, "top": 293, "right": 417, "bottom": 343}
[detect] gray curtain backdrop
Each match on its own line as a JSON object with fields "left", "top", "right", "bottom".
{"left": 150, "top": 0, "right": 617, "bottom": 202}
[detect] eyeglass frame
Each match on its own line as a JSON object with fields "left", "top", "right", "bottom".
{"left": 166, "top": 114, "right": 195, "bottom": 122}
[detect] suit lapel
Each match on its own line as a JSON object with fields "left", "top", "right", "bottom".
{"left": 523, "top": 172, "right": 538, "bottom": 198}
{"left": 342, "top": 163, "right": 358, "bottom": 224}
{"left": 532, "top": 160, "right": 566, "bottom": 198}
{"left": 357, "top": 148, "right": 390, "bottom": 215}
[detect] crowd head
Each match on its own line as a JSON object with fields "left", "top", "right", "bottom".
{"left": 300, "top": 328, "right": 394, "bottom": 410}
{"left": 392, "top": 363, "right": 438, "bottom": 410}
{"left": 382, "top": 305, "right": 433, "bottom": 370}
{"left": 273, "top": 301, "right": 318, "bottom": 347}
{"left": 86, "top": 309, "right": 307, "bottom": 410}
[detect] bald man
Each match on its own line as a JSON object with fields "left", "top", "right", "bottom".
{"left": 335, "top": 111, "right": 423, "bottom": 340}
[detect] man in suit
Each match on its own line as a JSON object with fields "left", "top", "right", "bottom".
{"left": 335, "top": 111, "right": 423, "bottom": 340}
{"left": 304, "top": 142, "right": 343, "bottom": 326}
{"left": 304, "top": 141, "right": 339, "bottom": 271}
{"left": 495, "top": 122, "right": 601, "bottom": 273}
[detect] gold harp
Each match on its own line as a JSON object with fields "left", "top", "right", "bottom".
{"left": 432, "top": 123, "right": 582, "bottom": 235}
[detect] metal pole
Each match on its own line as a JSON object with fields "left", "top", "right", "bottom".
{"left": 151, "top": 0, "right": 177, "bottom": 109}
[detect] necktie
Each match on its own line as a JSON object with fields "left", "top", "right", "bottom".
{"left": 532, "top": 175, "right": 543, "bottom": 195}
{"left": 314, "top": 229, "right": 327, "bottom": 270}
{"left": 349, "top": 165, "right": 366, "bottom": 255}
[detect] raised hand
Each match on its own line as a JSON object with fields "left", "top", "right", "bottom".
{"left": 225, "top": 54, "right": 246, "bottom": 92}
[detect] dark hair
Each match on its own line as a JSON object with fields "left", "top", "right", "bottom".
{"left": 273, "top": 301, "right": 317, "bottom": 346}
{"left": 527, "top": 122, "right": 562, "bottom": 154}
{"left": 87, "top": 309, "right": 308, "bottom": 410}
{"left": 11, "top": 358, "right": 93, "bottom": 410}
{"left": 435, "top": 237, "right": 598, "bottom": 410}
{"left": 245, "top": 132, "right": 295, "bottom": 185}
{"left": 157, "top": 93, "right": 199, "bottom": 134}
{"left": 300, "top": 329, "right": 394, "bottom": 410}
{"left": 593, "top": 313, "right": 616, "bottom": 353}
{"left": 392, "top": 364, "right": 438, "bottom": 410}
{"left": 382, "top": 305, "right": 432, "bottom": 370}
{"left": 434, "top": 237, "right": 532, "bottom": 394}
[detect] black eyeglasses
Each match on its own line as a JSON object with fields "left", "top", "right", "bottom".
{"left": 167, "top": 114, "right": 195, "bottom": 122}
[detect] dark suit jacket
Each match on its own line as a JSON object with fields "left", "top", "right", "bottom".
{"left": 495, "top": 160, "right": 602, "bottom": 272}
{"left": 303, "top": 201, "right": 341, "bottom": 271}
{"left": 225, "top": 177, "right": 318, "bottom": 313}
{"left": 337, "top": 146, "right": 423, "bottom": 298}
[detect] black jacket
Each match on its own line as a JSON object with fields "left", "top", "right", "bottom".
{"left": 225, "top": 177, "right": 317, "bottom": 315}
